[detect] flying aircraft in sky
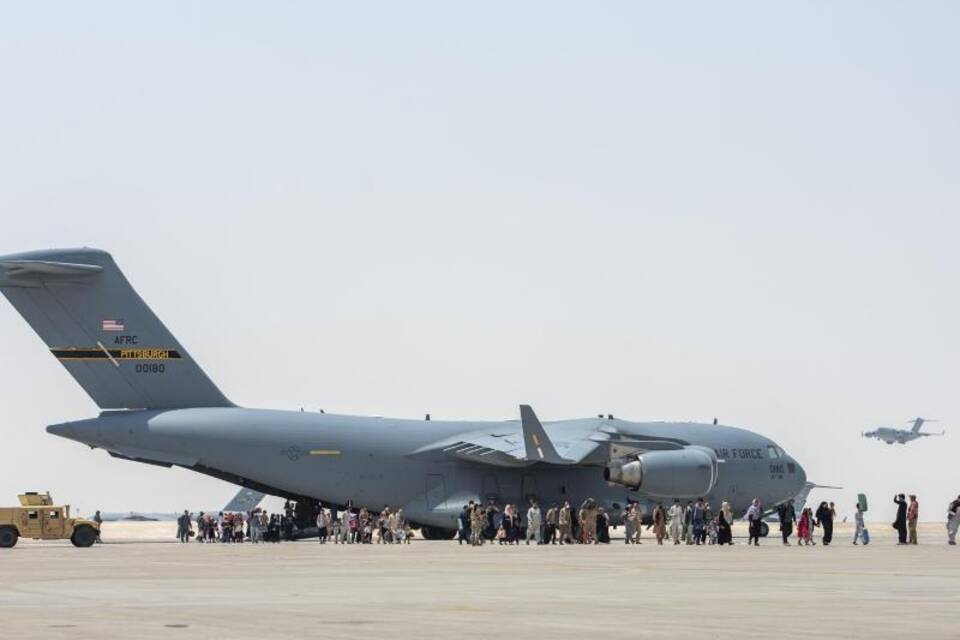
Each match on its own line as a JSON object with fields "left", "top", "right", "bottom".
{"left": 862, "top": 418, "right": 945, "bottom": 445}
{"left": 0, "top": 248, "right": 809, "bottom": 539}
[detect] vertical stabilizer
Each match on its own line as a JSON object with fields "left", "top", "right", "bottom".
{"left": 0, "top": 248, "right": 232, "bottom": 410}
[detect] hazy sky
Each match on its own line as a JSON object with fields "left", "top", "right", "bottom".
{"left": 1, "top": 3, "right": 957, "bottom": 521}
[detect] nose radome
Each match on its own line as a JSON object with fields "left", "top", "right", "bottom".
{"left": 793, "top": 459, "right": 808, "bottom": 491}
{"left": 46, "top": 422, "right": 77, "bottom": 439}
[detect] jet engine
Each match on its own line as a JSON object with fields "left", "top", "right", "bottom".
{"left": 603, "top": 447, "right": 718, "bottom": 498}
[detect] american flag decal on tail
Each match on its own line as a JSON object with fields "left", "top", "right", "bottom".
{"left": 101, "top": 319, "right": 125, "bottom": 332}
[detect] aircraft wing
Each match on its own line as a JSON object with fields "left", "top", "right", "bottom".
{"left": 409, "top": 405, "right": 603, "bottom": 468}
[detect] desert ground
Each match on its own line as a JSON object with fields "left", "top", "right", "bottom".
{"left": 2, "top": 522, "right": 956, "bottom": 639}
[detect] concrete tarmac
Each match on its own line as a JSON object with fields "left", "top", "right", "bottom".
{"left": 2, "top": 522, "right": 956, "bottom": 639}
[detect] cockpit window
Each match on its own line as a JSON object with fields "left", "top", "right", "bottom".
{"left": 767, "top": 445, "right": 783, "bottom": 459}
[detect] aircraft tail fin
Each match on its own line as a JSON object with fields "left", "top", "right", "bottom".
{"left": 0, "top": 248, "right": 232, "bottom": 410}
{"left": 910, "top": 417, "right": 926, "bottom": 433}
{"left": 519, "top": 405, "right": 571, "bottom": 464}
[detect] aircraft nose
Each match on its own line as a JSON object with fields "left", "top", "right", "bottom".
{"left": 46, "top": 422, "right": 77, "bottom": 440}
{"left": 792, "top": 458, "right": 807, "bottom": 491}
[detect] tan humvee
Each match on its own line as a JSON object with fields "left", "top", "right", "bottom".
{"left": 0, "top": 492, "right": 100, "bottom": 548}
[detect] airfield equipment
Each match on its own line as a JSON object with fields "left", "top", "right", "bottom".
{"left": 0, "top": 492, "right": 100, "bottom": 548}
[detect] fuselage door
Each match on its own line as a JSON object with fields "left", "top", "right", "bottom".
{"left": 425, "top": 474, "right": 447, "bottom": 512}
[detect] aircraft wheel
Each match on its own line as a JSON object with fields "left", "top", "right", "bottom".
{"left": 71, "top": 525, "right": 97, "bottom": 548}
{"left": 759, "top": 522, "right": 769, "bottom": 538}
{"left": 0, "top": 527, "right": 18, "bottom": 548}
{"left": 420, "top": 526, "right": 456, "bottom": 541}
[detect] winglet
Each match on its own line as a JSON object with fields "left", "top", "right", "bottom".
{"left": 519, "top": 405, "right": 571, "bottom": 464}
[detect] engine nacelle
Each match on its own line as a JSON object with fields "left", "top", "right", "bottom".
{"left": 604, "top": 447, "right": 718, "bottom": 498}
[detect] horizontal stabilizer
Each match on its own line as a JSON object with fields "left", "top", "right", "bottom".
{"left": 0, "top": 259, "right": 103, "bottom": 282}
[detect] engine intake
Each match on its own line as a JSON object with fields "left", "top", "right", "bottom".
{"left": 604, "top": 447, "right": 718, "bottom": 498}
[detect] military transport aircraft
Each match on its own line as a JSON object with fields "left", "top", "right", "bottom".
{"left": 862, "top": 418, "right": 945, "bottom": 445}
{"left": 0, "top": 248, "right": 808, "bottom": 539}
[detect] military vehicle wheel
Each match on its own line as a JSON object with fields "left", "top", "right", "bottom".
{"left": 71, "top": 525, "right": 97, "bottom": 548}
{"left": 420, "top": 526, "right": 456, "bottom": 541}
{"left": 759, "top": 522, "right": 770, "bottom": 538}
{"left": 0, "top": 526, "right": 18, "bottom": 548}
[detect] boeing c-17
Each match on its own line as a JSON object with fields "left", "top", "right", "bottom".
{"left": 863, "top": 418, "right": 945, "bottom": 445}
{"left": 0, "top": 248, "right": 808, "bottom": 539}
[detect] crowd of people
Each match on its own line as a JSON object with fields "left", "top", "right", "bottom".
{"left": 175, "top": 500, "right": 413, "bottom": 544}
{"left": 172, "top": 492, "right": 960, "bottom": 546}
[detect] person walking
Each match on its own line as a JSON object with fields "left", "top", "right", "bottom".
{"left": 668, "top": 500, "right": 684, "bottom": 545}
{"left": 544, "top": 504, "right": 558, "bottom": 544}
{"left": 596, "top": 508, "right": 611, "bottom": 543}
{"left": 815, "top": 501, "right": 834, "bottom": 545}
{"left": 745, "top": 498, "right": 762, "bottom": 546}
{"left": 623, "top": 504, "right": 636, "bottom": 544}
{"left": 93, "top": 510, "right": 103, "bottom": 543}
{"left": 893, "top": 494, "right": 908, "bottom": 544}
{"left": 316, "top": 508, "right": 328, "bottom": 543}
{"left": 458, "top": 504, "right": 471, "bottom": 545}
{"left": 947, "top": 495, "right": 959, "bottom": 545}
{"left": 558, "top": 502, "right": 572, "bottom": 545}
{"left": 907, "top": 495, "right": 919, "bottom": 545}
{"left": 717, "top": 501, "right": 733, "bottom": 545}
{"left": 777, "top": 501, "right": 796, "bottom": 546}
{"left": 176, "top": 510, "right": 192, "bottom": 543}
{"left": 470, "top": 504, "right": 485, "bottom": 546}
{"left": 652, "top": 503, "right": 666, "bottom": 545}
{"left": 249, "top": 509, "right": 261, "bottom": 543}
{"left": 692, "top": 499, "right": 706, "bottom": 545}
{"left": 579, "top": 500, "right": 597, "bottom": 544}
{"left": 526, "top": 501, "right": 542, "bottom": 545}
{"left": 634, "top": 503, "right": 645, "bottom": 544}
{"left": 683, "top": 501, "right": 694, "bottom": 545}
{"left": 798, "top": 507, "right": 815, "bottom": 545}
{"left": 853, "top": 503, "right": 865, "bottom": 545}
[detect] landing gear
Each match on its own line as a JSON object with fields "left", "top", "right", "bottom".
{"left": 759, "top": 522, "right": 769, "bottom": 538}
{"left": 419, "top": 526, "right": 456, "bottom": 540}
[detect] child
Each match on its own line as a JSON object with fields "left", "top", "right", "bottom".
{"left": 798, "top": 508, "right": 814, "bottom": 545}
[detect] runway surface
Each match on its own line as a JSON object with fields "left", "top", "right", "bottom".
{"left": 2, "top": 522, "right": 956, "bottom": 639}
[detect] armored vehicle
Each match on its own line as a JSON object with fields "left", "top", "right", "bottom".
{"left": 0, "top": 492, "right": 100, "bottom": 548}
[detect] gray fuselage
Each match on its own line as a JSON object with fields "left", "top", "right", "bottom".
{"left": 49, "top": 409, "right": 806, "bottom": 529}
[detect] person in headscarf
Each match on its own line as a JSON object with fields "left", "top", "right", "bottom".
{"left": 652, "top": 503, "right": 666, "bottom": 545}
{"left": 745, "top": 498, "right": 762, "bottom": 546}
{"left": 777, "top": 501, "right": 797, "bottom": 546}
{"left": 596, "top": 507, "right": 610, "bottom": 543}
{"left": 815, "top": 501, "right": 834, "bottom": 546}
{"left": 717, "top": 501, "right": 733, "bottom": 545}
{"left": 797, "top": 507, "right": 813, "bottom": 545}
{"left": 947, "top": 495, "right": 960, "bottom": 545}
{"left": 501, "top": 504, "right": 515, "bottom": 544}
